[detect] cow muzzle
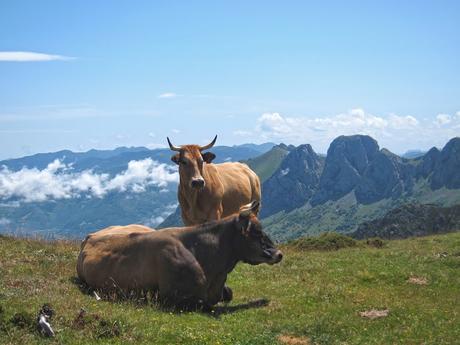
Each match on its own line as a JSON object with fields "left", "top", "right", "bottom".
{"left": 262, "top": 248, "right": 283, "bottom": 264}
{"left": 190, "top": 178, "right": 205, "bottom": 190}
{"left": 273, "top": 250, "right": 283, "bottom": 263}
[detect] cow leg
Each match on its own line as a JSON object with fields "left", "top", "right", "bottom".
{"left": 157, "top": 247, "right": 208, "bottom": 308}
{"left": 221, "top": 285, "right": 233, "bottom": 303}
{"left": 206, "top": 273, "right": 231, "bottom": 306}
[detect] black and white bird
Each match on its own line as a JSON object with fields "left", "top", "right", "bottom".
{"left": 37, "top": 304, "right": 55, "bottom": 337}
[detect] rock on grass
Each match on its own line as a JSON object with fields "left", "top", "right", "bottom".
{"left": 359, "top": 309, "right": 389, "bottom": 320}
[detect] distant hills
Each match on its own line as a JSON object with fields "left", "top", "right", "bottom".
{"left": 0, "top": 143, "right": 273, "bottom": 238}
{"left": 0, "top": 143, "right": 273, "bottom": 173}
{"left": 1, "top": 137, "right": 459, "bottom": 241}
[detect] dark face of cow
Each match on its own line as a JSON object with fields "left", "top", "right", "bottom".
{"left": 236, "top": 201, "right": 283, "bottom": 265}
{"left": 168, "top": 136, "right": 217, "bottom": 190}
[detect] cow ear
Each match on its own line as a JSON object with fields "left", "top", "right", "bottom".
{"left": 171, "top": 154, "right": 180, "bottom": 165}
{"left": 249, "top": 200, "right": 260, "bottom": 214}
{"left": 238, "top": 203, "right": 254, "bottom": 235}
{"left": 202, "top": 152, "right": 216, "bottom": 163}
{"left": 237, "top": 215, "right": 251, "bottom": 236}
{"left": 239, "top": 200, "right": 260, "bottom": 218}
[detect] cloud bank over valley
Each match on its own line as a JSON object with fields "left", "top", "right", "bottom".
{"left": 0, "top": 158, "right": 178, "bottom": 203}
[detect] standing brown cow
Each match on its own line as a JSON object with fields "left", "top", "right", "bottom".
{"left": 167, "top": 135, "right": 261, "bottom": 225}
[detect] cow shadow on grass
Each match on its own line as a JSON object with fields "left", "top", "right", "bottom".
{"left": 207, "top": 298, "right": 269, "bottom": 319}
{"left": 70, "top": 276, "right": 269, "bottom": 318}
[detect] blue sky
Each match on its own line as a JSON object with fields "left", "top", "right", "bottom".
{"left": 0, "top": 0, "right": 459, "bottom": 159}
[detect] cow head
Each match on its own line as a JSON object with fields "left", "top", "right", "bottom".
{"left": 235, "top": 201, "right": 283, "bottom": 265}
{"left": 167, "top": 135, "right": 217, "bottom": 190}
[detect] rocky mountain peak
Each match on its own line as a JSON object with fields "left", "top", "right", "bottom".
{"left": 260, "top": 143, "right": 324, "bottom": 218}
{"left": 311, "top": 135, "right": 380, "bottom": 205}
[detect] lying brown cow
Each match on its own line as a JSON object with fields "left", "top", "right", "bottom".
{"left": 76, "top": 201, "right": 282, "bottom": 307}
{"left": 167, "top": 135, "right": 261, "bottom": 225}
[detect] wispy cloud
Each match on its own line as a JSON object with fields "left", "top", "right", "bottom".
{"left": 158, "top": 92, "right": 178, "bottom": 99}
{"left": 0, "top": 51, "right": 74, "bottom": 62}
{"left": 0, "top": 158, "right": 178, "bottom": 202}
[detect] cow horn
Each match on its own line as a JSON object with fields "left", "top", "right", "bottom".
{"left": 167, "top": 137, "right": 181, "bottom": 151}
{"left": 200, "top": 135, "right": 217, "bottom": 151}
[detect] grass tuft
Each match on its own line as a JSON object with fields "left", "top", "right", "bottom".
{"left": 288, "top": 232, "right": 357, "bottom": 251}
{"left": 365, "top": 237, "right": 386, "bottom": 248}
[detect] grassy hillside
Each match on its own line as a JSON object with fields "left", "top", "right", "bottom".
{"left": 263, "top": 183, "right": 460, "bottom": 241}
{"left": 245, "top": 145, "right": 290, "bottom": 183}
{"left": 1, "top": 232, "right": 460, "bottom": 344}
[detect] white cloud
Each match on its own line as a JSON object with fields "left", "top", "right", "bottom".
{"left": 0, "top": 158, "right": 178, "bottom": 202}
{"left": 235, "top": 108, "right": 460, "bottom": 153}
{"left": 158, "top": 92, "right": 177, "bottom": 99}
{"left": 0, "top": 51, "right": 74, "bottom": 62}
{"left": 388, "top": 114, "right": 419, "bottom": 129}
{"left": 435, "top": 114, "right": 451, "bottom": 126}
{"left": 253, "top": 108, "right": 396, "bottom": 146}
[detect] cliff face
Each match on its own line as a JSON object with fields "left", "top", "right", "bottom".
{"left": 310, "top": 135, "right": 416, "bottom": 206}
{"left": 260, "top": 144, "right": 324, "bottom": 218}
{"left": 355, "top": 149, "right": 415, "bottom": 204}
{"left": 430, "top": 137, "right": 460, "bottom": 189}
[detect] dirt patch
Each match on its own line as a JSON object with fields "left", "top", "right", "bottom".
{"left": 278, "top": 334, "right": 311, "bottom": 345}
{"left": 359, "top": 309, "right": 389, "bottom": 319}
{"left": 10, "top": 312, "right": 35, "bottom": 330}
{"left": 408, "top": 276, "right": 428, "bottom": 285}
{"left": 72, "top": 309, "right": 122, "bottom": 338}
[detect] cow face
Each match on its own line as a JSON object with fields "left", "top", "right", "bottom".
{"left": 168, "top": 136, "right": 217, "bottom": 190}
{"left": 236, "top": 201, "right": 283, "bottom": 265}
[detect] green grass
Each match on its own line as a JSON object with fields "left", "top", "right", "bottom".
{"left": 289, "top": 232, "right": 357, "bottom": 251}
{"left": 245, "top": 146, "right": 289, "bottom": 182}
{"left": 1, "top": 232, "right": 460, "bottom": 344}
